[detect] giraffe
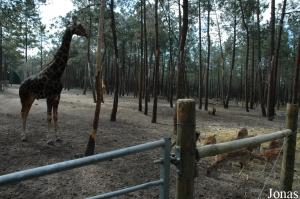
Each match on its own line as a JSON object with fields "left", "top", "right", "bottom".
{"left": 19, "top": 20, "right": 88, "bottom": 143}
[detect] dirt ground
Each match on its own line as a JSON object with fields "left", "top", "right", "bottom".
{"left": 0, "top": 85, "right": 300, "bottom": 199}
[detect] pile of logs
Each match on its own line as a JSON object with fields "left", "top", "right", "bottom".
{"left": 205, "top": 128, "right": 283, "bottom": 176}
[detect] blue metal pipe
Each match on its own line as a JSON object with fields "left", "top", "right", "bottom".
{"left": 86, "top": 179, "right": 163, "bottom": 199}
{"left": 0, "top": 139, "right": 166, "bottom": 186}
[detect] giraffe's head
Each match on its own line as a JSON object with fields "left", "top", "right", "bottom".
{"left": 70, "top": 19, "right": 88, "bottom": 38}
{"left": 71, "top": 23, "right": 88, "bottom": 37}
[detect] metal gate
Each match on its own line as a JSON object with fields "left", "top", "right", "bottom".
{"left": 0, "top": 138, "right": 171, "bottom": 199}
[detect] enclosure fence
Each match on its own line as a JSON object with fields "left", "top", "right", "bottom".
{"left": 174, "top": 99, "right": 299, "bottom": 199}
{"left": 0, "top": 138, "right": 171, "bottom": 199}
{"left": 0, "top": 99, "right": 298, "bottom": 199}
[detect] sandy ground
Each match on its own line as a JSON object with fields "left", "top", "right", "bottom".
{"left": 0, "top": 85, "right": 299, "bottom": 199}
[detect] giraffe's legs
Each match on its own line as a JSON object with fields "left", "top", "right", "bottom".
{"left": 52, "top": 95, "right": 61, "bottom": 141}
{"left": 20, "top": 96, "right": 35, "bottom": 141}
{"left": 46, "top": 97, "right": 54, "bottom": 145}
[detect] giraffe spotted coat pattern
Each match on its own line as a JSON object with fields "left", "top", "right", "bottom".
{"left": 19, "top": 21, "right": 88, "bottom": 143}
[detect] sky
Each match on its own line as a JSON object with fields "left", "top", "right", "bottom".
{"left": 39, "top": 0, "right": 74, "bottom": 27}
{"left": 28, "top": 0, "right": 74, "bottom": 56}
{"left": 32, "top": 0, "right": 278, "bottom": 56}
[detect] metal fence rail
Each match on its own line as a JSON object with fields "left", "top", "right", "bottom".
{"left": 86, "top": 179, "right": 163, "bottom": 199}
{"left": 0, "top": 138, "right": 171, "bottom": 199}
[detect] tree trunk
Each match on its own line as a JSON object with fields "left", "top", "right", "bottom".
{"left": 134, "top": 51, "right": 138, "bottom": 97}
{"left": 256, "top": 0, "right": 266, "bottom": 116}
{"left": 176, "top": 0, "right": 188, "bottom": 100}
{"left": 215, "top": 11, "right": 225, "bottom": 106}
{"left": 126, "top": 43, "right": 132, "bottom": 96}
{"left": 168, "top": 0, "right": 174, "bottom": 108}
{"left": 138, "top": 0, "right": 144, "bottom": 112}
{"left": 40, "top": 32, "right": 43, "bottom": 70}
{"left": 266, "top": 0, "right": 276, "bottom": 120}
{"left": 152, "top": 0, "right": 160, "bottom": 123}
{"left": 239, "top": 0, "right": 249, "bottom": 112}
{"left": 174, "top": 0, "right": 188, "bottom": 134}
{"left": 178, "top": 0, "right": 181, "bottom": 36}
{"left": 198, "top": 0, "right": 203, "bottom": 109}
{"left": 161, "top": 55, "right": 164, "bottom": 96}
{"left": 291, "top": 36, "right": 300, "bottom": 104}
{"left": 267, "top": 0, "right": 287, "bottom": 120}
{"left": 25, "top": 20, "right": 28, "bottom": 67}
{"left": 205, "top": 0, "right": 211, "bottom": 111}
{"left": 88, "top": 62, "right": 96, "bottom": 102}
{"left": 250, "top": 26, "right": 255, "bottom": 109}
{"left": 224, "top": 2, "right": 237, "bottom": 109}
{"left": 85, "top": 0, "right": 105, "bottom": 156}
{"left": 110, "top": 0, "right": 120, "bottom": 122}
{"left": 0, "top": 24, "right": 3, "bottom": 92}
{"left": 143, "top": 0, "right": 149, "bottom": 115}
{"left": 121, "top": 41, "right": 126, "bottom": 96}
{"left": 83, "top": 13, "right": 92, "bottom": 95}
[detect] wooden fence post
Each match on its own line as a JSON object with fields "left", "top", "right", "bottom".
{"left": 280, "top": 103, "right": 298, "bottom": 190}
{"left": 176, "top": 99, "right": 196, "bottom": 199}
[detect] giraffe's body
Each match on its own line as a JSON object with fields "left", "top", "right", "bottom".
{"left": 19, "top": 21, "right": 87, "bottom": 142}
{"left": 19, "top": 69, "right": 62, "bottom": 101}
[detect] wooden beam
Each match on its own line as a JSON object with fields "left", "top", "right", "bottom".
{"left": 197, "top": 129, "right": 292, "bottom": 158}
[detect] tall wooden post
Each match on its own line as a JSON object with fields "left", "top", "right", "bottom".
{"left": 176, "top": 99, "right": 196, "bottom": 199}
{"left": 280, "top": 103, "right": 298, "bottom": 190}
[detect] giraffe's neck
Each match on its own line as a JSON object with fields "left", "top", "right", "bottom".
{"left": 44, "top": 28, "right": 73, "bottom": 79}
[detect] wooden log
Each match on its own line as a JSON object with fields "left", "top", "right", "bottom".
{"left": 176, "top": 99, "right": 196, "bottom": 199}
{"left": 280, "top": 103, "right": 298, "bottom": 191}
{"left": 197, "top": 129, "right": 292, "bottom": 158}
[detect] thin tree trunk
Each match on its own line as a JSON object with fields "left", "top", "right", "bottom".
{"left": 143, "top": 0, "right": 149, "bottom": 115}
{"left": 0, "top": 24, "right": 3, "bottom": 92}
{"left": 205, "top": 0, "right": 211, "bottom": 111}
{"left": 224, "top": 2, "right": 237, "bottom": 109}
{"left": 250, "top": 25, "right": 255, "bottom": 109}
{"left": 40, "top": 31, "right": 43, "bottom": 70}
{"left": 149, "top": 48, "right": 155, "bottom": 96}
{"left": 110, "top": 0, "right": 120, "bottom": 122}
{"left": 121, "top": 41, "right": 126, "bottom": 96}
{"left": 83, "top": 13, "right": 92, "bottom": 95}
{"left": 215, "top": 11, "right": 225, "bottom": 106}
{"left": 176, "top": 0, "right": 188, "bottom": 100}
{"left": 138, "top": 0, "right": 144, "bottom": 112}
{"left": 88, "top": 62, "right": 96, "bottom": 102}
{"left": 126, "top": 43, "right": 132, "bottom": 95}
{"left": 239, "top": 0, "right": 249, "bottom": 112}
{"left": 168, "top": 0, "right": 174, "bottom": 108}
{"left": 198, "top": 0, "right": 203, "bottom": 109}
{"left": 134, "top": 51, "right": 138, "bottom": 97}
{"left": 266, "top": 0, "right": 276, "bottom": 119}
{"left": 267, "top": 0, "right": 287, "bottom": 120}
{"left": 85, "top": 0, "right": 105, "bottom": 156}
{"left": 161, "top": 55, "right": 164, "bottom": 96}
{"left": 178, "top": 0, "right": 181, "bottom": 36}
{"left": 291, "top": 36, "right": 300, "bottom": 104}
{"left": 174, "top": 0, "right": 188, "bottom": 134}
{"left": 152, "top": 0, "right": 160, "bottom": 123}
{"left": 25, "top": 19, "right": 28, "bottom": 68}
{"left": 256, "top": 0, "right": 266, "bottom": 116}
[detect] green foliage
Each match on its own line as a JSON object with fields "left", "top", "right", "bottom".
{"left": 1, "top": 0, "right": 44, "bottom": 81}
{"left": 0, "top": 0, "right": 298, "bottom": 99}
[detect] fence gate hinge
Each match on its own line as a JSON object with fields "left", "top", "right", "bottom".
{"left": 170, "top": 146, "right": 181, "bottom": 175}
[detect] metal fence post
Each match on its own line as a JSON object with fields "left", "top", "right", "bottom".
{"left": 280, "top": 103, "right": 298, "bottom": 191}
{"left": 159, "top": 138, "right": 171, "bottom": 199}
{"left": 175, "top": 99, "right": 196, "bottom": 199}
